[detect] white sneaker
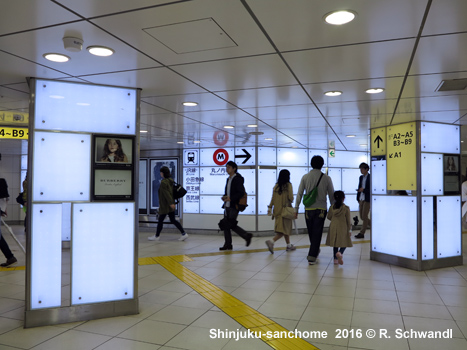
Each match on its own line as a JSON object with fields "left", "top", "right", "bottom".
{"left": 148, "top": 235, "right": 160, "bottom": 241}
{"left": 178, "top": 233, "right": 188, "bottom": 241}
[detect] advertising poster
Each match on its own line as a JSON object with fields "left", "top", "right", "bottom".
{"left": 150, "top": 159, "right": 178, "bottom": 213}
{"left": 94, "top": 169, "right": 133, "bottom": 198}
{"left": 139, "top": 160, "right": 147, "bottom": 213}
{"left": 95, "top": 136, "right": 133, "bottom": 165}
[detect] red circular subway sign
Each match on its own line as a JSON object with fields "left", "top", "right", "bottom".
{"left": 213, "top": 148, "right": 229, "bottom": 166}
{"left": 213, "top": 131, "right": 229, "bottom": 146}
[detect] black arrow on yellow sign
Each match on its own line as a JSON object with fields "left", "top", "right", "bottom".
{"left": 374, "top": 135, "right": 383, "bottom": 148}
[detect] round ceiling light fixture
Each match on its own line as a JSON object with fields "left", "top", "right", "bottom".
{"left": 87, "top": 46, "right": 114, "bottom": 56}
{"left": 223, "top": 125, "right": 234, "bottom": 129}
{"left": 324, "top": 10, "right": 357, "bottom": 25}
{"left": 177, "top": 141, "right": 184, "bottom": 144}
{"left": 247, "top": 124, "right": 258, "bottom": 128}
{"left": 264, "top": 138, "right": 273, "bottom": 141}
{"left": 346, "top": 134, "right": 356, "bottom": 138}
{"left": 324, "top": 91, "right": 342, "bottom": 97}
{"left": 43, "top": 53, "right": 70, "bottom": 62}
{"left": 182, "top": 101, "right": 198, "bottom": 107}
{"left": 365, "top": 88, "right": 385, "bottom": 94}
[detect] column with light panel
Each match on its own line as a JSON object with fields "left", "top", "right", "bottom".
{"left": 25, "top": 78, "right": 140, "bottom": 327}
{"left": 370, "top": 121, "right": 462, "bottom": 270}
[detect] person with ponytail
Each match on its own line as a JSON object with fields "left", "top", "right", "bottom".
{"left": 325, "top": 190, "right": 352, "bottom": 265}
{"left": 265, "top": 169, "right": 296, "bottom": 253}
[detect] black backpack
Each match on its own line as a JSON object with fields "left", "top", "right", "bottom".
{"left": 173, "top": 181, "right": 187, "bottom": 203}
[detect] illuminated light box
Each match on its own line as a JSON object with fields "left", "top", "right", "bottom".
{"left": 328, "top": 168, "right": 342, "bottom": 191}
{"left": 93, "top": 169, "right": 133, "bottom": 199}
{"left": 328, "top": 151, "right": 368, "bottom": 168}
{"left": 421, "top": 153, "right": 443, "bottom": 195}
{"left": 372, "top": 160, "right": 386, "bottom": 194}
{"left": 200, "top": 167, "right": 228, "bottom": 194}
{"left": 421, "top": 123, "right": 460, "bottom": 154}
{"left": 278, "top": 167, "right": 308, "bottom": 195}
{"left": 421, "top": 197, "right": 434, "bottom": 260}
{"left": 258, "top": 169, "right": 277, "bottom": 214}
{"left": 200, "top": 195, "right": 256, "bottom": 215}
{"left": 200, "top": 148, "right": 234, "bottom": 166}
{"left": 61, "top": 202, "right": 71, "bottom": 241}
{"left": 258, "top": 148, "right": 276, "bottom": 166}
{"left": 183, "top": 166, "right": 200, "bottom": 213}
{"left": 235, "top": 147, "right": 255, "bottom": 166}
{"left": 342, "top": 168, "right": 361, "bottom": 195}
{"left": 72, "top": 203, "right": 134, "bottom": 305}
{"left": 372, "top": 196, "right": 417, "bottom": 259}
{"left": 437, "top": 196, "right": 461, "bottom": 258}
{"left": 33, "top": 132, "right": 91, "bottom": 201}
{"left": 184, "top": 149, "right": 199, "bottom": 166}
{"left": 30, "top": 204, "right": 62, "bottom": 309}
{"left": 139, "top": 160, "right": 147, "bottom": 211}
{"left": 34, "top": 79, "right": 136, "bottom": 134}
{"left": 277, "top": 148, "right": 308, "bottom": 166}
{"left": 309, "top": 149, "right": 328, "bottom": 167}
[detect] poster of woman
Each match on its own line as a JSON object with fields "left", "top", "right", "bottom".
{"left": 95, "top": 137, "right": 133, "bottom": 164}
{"left": 150, "top": 159, "right": 177, "bottom": 210}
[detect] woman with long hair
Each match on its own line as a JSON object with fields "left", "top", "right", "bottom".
{"left": 265, "top": 169, "right": 296, "bottom": 253}
{"left": 325, "top": 190, "right": 352, "bottom": 265}
{"left": 100, "top": 139, "right": 128, "bottom": 163}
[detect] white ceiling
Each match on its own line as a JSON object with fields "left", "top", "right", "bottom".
{"left": 1, "top": 0, "right": 467, "bottom": 154}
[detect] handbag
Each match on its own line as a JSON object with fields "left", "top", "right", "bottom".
{"left": 16, "top": 192, "right": 25, "bottom": 206}
{"left": 281, "top": 206, "right": 295, "bottom": 220}
{"left": 303, "top": 173, "right": 323, "bottom": 207}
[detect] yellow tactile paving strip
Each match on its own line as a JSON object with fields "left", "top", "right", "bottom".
{"left": 152, "top": 254, "right": 318, "bottom": 350}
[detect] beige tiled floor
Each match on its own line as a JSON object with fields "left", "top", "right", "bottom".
{"left": 0, "top": 225, "right": 465, "bottom": 349}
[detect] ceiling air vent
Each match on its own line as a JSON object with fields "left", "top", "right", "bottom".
{"left": 435, "top": 78, "right": 467, "bottom": 92}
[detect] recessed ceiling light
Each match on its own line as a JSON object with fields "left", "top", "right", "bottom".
{"left": 223, "top": 125, "right": 234, "bottom": 129}
{"left": 265, "top": 138, "right": 273, "bottom": 140}
{"left": 76, "top": 102, "right": 90, "bottom": 106}
{"left": 324, "top": 10, "right": 357, "bottom": 25}
{"left": 194, "top": 140, "right": 201, "bottom": 143}
{"left": 346, "top": 135, "right": 356, "bottom": 138}
{"left": 43, "top": 53, "right": 70, "bottom": 62}
{"left": 360, "top": 144, "right": 367, "bottom": 147}
{"left": 365, "top": 88, "right": 385, "bottom": 94}
{"left": 177, "top": 141, "right": 184, "bottom": 144}
{"left": 87, "top": 46, "right": 114, "bottom": 56}
{"left": 182, "top": 101, "right": 198, "bottom": 107}
{"left": 49, "top": 95, "right": 65, "bottom": 99}
{"left": 324, "top": 91, "right": 342, "bottom": 96}
{"left": 140, "top": 130, "right": 148, "bottom": 133}
{"left": 247, "top": 124, "right": 258, "bottom": 128}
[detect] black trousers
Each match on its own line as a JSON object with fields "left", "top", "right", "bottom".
{"left": 223, "top": 207, "right": 249, "bottom": 246}
{"left": 156, "top": 211, "right": 184, "bottom": 236}
{"left": 0, "top": 228, "right": 13, "bottom": 260}
{"left": 305, "top": 209, "right": 327, "bottom": 261}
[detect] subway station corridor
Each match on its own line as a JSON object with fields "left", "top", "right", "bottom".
{"left": 0, "top": 226, "right": 465, "bottom": 349}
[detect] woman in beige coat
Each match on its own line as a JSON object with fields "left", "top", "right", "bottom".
{"left": 265, "top": 169, "right": 296, "bottom": 253}
{"left": 326, "top": 191, "right": 352, "bottom": 265}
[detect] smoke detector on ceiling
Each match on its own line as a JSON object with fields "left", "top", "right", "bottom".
{"left": 63, "top": 37, "right": 83, "bottom": 52}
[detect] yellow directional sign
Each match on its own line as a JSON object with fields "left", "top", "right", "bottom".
{"left": 371, "top": 127, "right": 386, "bottom": 156}
{"left": 386, "top": 122, "right": 416, "bottom": 190}
{"left": 0, "top": 127, "right": 28, "bottom": 139}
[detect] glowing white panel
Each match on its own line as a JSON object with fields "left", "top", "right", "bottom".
{"left": 372, "top": 196, "right": 417, "bottom": 259}
{"left": 21, "top": 155, "right": 28, "bottom": 170}
{"left": 31, "top": 204, "right": 62, "bottom": 309}
{"left": 309, "top": 150, "right": 328, "bottom": 167}
{"left": 421, "top": 197, "right": 434, "bottom": 260}
{"left": 258, "top": 169, "right": 277, "bottom": 215}
{"left": 346, "top": 199, "right": 359, "bottom": 212}
{"left": 277, "top": 148, "right": 308, "bottom": 166}
{"left": 258, "top": 147, "right": 276, "bottom": 165}
{"left": 437, "top": 196, "right": 461, "bottom": 258}
{"left": 33, "top": 132, "right": 90, "bottom": 201}
{"left": 372, "top": 160, "right": 387, "bottom": 194}
{"left": 183, "top": 166, "right": 200, "bottom": 213}
{"left": 139, "top": 160, "right": 147, "bottom": 210}
{"left": 342, "top": 168, "right": 360, "bottom": 195}
{"left": 328, "top": 168, "right": 342, "bottom": 191}
{"left": 421, "top": 123, "right": 460, "bottom": 154}
{"left": 200, "top": 167, "right": 227, "bottom": 194}
{"left": 72, "top": 203, "right": 134, "bottom": 304}
{"left": 235, "top": 147, "right": 255, "bottom": 166}
{"left": 200, "top": 195, "right": 227, "bottom": 214}
{"left": 61, "top": 202, "right": 71, "bottom": 241}
{"left": 241, "top": 169, "right": 256, "bottom": 195}
{"left": 421, "top": 153, "right": 443, "bottom": 195}
{"left": 200, "top": 148, "right": 234, "bottom": 166}
{"left": 328, "top": 151, "right": 368, "bottom": 168}
{"left": 279, "top": 167, "right": 308, "bottom": 195}
{"left": 35, "top": 79, "right": 136, "bottom": 134}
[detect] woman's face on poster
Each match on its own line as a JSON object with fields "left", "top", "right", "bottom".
{"left": 108, "top": 139, "right": 119, "bottom": 153}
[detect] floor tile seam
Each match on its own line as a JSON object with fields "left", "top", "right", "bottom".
{"left": 156, "top": 255, "right": 316, "bottom": 349}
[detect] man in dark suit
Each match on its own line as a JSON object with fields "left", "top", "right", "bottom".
{"left": 355, "top": 162, "right": 370, "bottom": 238}
{"left": 220, "top": 161, "right": 252, "bottom": 250}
